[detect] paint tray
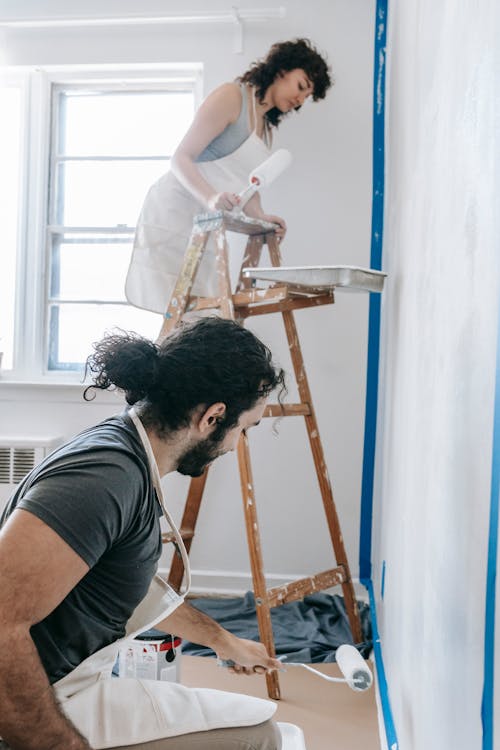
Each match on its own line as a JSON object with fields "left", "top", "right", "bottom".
{"left": 241, "top": 265, "right": 387, "bottom": 293}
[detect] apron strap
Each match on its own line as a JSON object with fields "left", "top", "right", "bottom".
{"left": 250, "top": 85, "right": 272, "bottom": 148}
{"left": 129, "top": 407, "right": 191, "bottom": 595}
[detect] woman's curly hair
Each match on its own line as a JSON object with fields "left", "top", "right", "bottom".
{"left": 239, "top": 38, "right": 332, "bottom": 128}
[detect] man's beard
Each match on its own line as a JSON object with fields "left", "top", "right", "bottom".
{"left": 176, "top": 436, "right": 226, "bottom": 477}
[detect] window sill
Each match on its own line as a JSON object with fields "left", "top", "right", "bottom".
{"left": 0, "top": 377, "right": 125, "bottom": 404}
{"left": 0, "top": 377, "right": 85, "bottom": 388}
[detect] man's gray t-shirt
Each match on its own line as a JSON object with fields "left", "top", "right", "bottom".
{"left": 0, "top": 412, "right": 162, "bottom": 684}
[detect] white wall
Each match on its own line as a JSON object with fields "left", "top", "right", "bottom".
{"left": 372, "top": 1, "right": 500, "bottom": 748}
{"left": 0, "top": 0, "right": 375, "bottom": 592}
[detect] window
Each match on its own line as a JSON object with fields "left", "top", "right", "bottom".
{"left": 1, "top": 65, "right": 200, "bottom": 380}
{"left": 0, "top": 78, "right": 24, "bottom": 372}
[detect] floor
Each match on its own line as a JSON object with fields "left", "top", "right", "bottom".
{"left": 181, "top": 655, "right": 380, "bottom": 750}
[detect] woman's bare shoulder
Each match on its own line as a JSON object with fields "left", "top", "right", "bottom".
{"left": 202, "top": 82, "right": 243, "bottom": 122}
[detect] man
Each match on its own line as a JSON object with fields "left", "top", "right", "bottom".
{"left": 0, "top": 318, "right": 286, "bottom": 750}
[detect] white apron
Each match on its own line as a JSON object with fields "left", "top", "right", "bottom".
{"left": 125, "top": 92, "right": 271, "bottom": 314}
{"left": 49, "top": 409, "right": 275, "bottom": 748}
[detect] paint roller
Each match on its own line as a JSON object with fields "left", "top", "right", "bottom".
{"left": 233, "top": 148, "right": 292, "bottom": 211}
{"left": 218, "top": 644, "right": 372, "bottom": 692}
{"left": 279, "top": 645, "right": 373, "bottom": 692}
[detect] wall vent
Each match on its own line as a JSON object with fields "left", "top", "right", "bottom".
{"left": 0, "top": 437, "right": 62, "bottom": 492}
{"left": 0, "top": 447, "right": 39, "bottom": 484}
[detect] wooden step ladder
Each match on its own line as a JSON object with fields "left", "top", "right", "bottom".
{"left": 157, "top": 210, "right": 363, "bottom": 700}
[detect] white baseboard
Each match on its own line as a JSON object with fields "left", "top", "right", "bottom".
{"left": 159, "top": 567, "right": 368, "bottom": 601}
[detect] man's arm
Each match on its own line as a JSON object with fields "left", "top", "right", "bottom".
{"left": 155, "top": 602, "right": 282, "bottom": 675}
{"left": 0, "top": 509, "right": 92, "bottom": 750}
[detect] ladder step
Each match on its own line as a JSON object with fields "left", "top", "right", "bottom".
{"left": 237, "top": 292, "right": 334, "bottom": 318}
{"left": 162, "top": 529, "right": 194, "bottom": 544}
{"left": 187, "top": 288, "right": 333, "bottom": 316}
{"left": 233, "top": 287, "right": 288, "bottom": 306}
{"left": 263, "top": 403, "right": 311, "bottom": 417}
{"left": 188, "top": 286, "right": 288, "bottom": 312}
{"left": 194, "top": 210, "right": 277, "bottom": 236}
{"left": 266, "top": 566, "right": 346, "bottom": 608}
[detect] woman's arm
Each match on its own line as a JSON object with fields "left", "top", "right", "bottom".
{"left": 244, "top": 193, "right": 287, "bottom": 241}
{"left": 171, "top": 82, "right": 244, "bottom": 211}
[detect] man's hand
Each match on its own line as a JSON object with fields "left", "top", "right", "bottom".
{"left": 156, "top": 603, "right": 281, "bottom": 676}
{"left": 213, "top": 631, "right": 282, "bottom": 676}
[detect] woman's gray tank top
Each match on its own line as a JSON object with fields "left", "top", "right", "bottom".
{"left": 196, "top": 83, "right": 250, "bottom": 163}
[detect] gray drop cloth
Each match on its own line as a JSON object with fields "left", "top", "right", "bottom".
{"left": 181, "top": 592, "right": 372, "bottom": 663}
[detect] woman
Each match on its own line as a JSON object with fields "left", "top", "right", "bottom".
{"left": 126, "top": 38, "right": 332, "bottom": 314}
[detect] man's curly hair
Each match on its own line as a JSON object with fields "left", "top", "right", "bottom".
{"left": 84, "top": 317, "right": 286, "bottom": 438}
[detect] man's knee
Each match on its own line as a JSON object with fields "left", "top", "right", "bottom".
{"left": 105, "top": 719, "right": 282, "bottom": 750}
{"left": 248, "top": 719, "right": 282, "bottom": 750}
{"left": 200, "top": 719, "right": 282, "bottom": 750}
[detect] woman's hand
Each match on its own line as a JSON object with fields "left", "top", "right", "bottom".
{"left": 243, "top": 194, "right": 287, "bottom": 241}
{"left": 246, "top": 210, "right": 287, "bottom": 241}
{"left": 259, "top": 213, "right": 287, "bottom": 241}
{"left": 207, "top": 192, "right": 241, "bottom": 211}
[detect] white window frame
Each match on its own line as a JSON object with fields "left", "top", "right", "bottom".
{"left": 6, "top": 63, "right": 202, "bottom": 384}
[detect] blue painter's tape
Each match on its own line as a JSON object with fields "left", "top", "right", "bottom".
{"left": 363, "top": 579, "right": 398, "bottom": 749}
{"left": 360, "top": 2, "right": 396, "bottom": 747}
{"left": 359, "top": 295, "right": 382, "bottom": 580}
{"left": 481, "top": 294, "right": 500, "bottom": 749}
{"left": 359, "top": 0, "right": 388, "bottom": 581}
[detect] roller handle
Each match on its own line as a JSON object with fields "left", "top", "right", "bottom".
{"left": 218, "top": 646, "right": 373, "bottom": 693}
